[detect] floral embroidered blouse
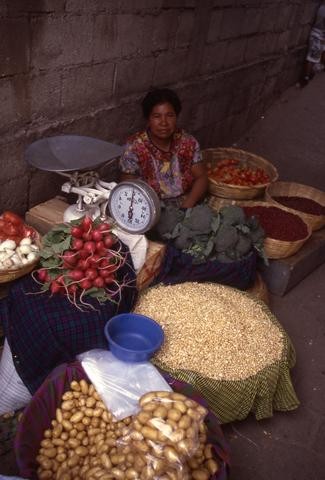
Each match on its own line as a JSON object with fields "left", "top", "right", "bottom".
{"left": 119, "top": 129, "right": 202, "bottom": 199}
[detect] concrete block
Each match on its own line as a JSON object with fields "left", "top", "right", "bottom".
{"left": 276, "top": 30, "right": 291, "bottom": 53}
{"left": 116, "top": 14, "right": 154, "bottom": 57}
{"left": 152, "top": 10, "right": 179, "bottom": 51}
{"left": 31, "top": 15, "right": 93, "bottom": 70}
{"left": 6, "top": 0, "right": 65, "bottom": 13}
{"left": 92, "top": 15, "right": 120, "bottom": 62}
{"left": 301, "top": 2, "right": 319, "bottom": 25}
{"left": 260, "top": 5, "right": 281, "bottom": 33}
{"left": 0, "top": 19, "right": 30, "bottom": 76}
{"left": 261, "top": 32, "right": 281, "bottom": 57}
{"left": 61, "top": 63, "right": 115, "bottom": 113}
{"left": 29, "top": 71, "right": 61, "bottom": 121}
{"left": 65, "top": 0, "right": 115, "bottom": 13}
{"left": 219, "top": 7, "right": 246, "bottom": 40}
{"left": 175, "top": 10, "right": 196, "bottom": 48}
{"left": 153, "top": 50, "right": 188, "bottom": 86}
{"left": 115, "top": 57, "right": 155, "bottom": 96}
{"left": 0, "top": 176, "right": 29, "bottom": 216}
{"left": 200, "top": 42, "right": 227, "bottom": 75}
{"left": 259, "top": 229, "right": 325, "bottom": 296}
{"left": 206, "top": 9, "right": 223, "bottom": 44}
{"left": 244, "top": 34, "right": 265, "bottom": 62}
{"left": 0, "top": 78, "right": 18, "bottom": 134}
{"left": 0, "top": 139, "right": 28, "bottom": 184}
{"left": 241, "top": 8, "right": 262, "bottom": 36}
{"left": 162, "top": 0, "right": 196, "bottom": 7}
{"left": 223, "top": 37, "right": 247, "bottom": 69}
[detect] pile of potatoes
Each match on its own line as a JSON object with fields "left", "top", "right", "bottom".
{"left": 36, "top": 380, "right": 220, "bottom": 480}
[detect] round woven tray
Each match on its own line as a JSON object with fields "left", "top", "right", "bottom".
{"left": 203, "top": 147, "right": 278, "bottom": 200}
{"left": 265, "top": 181, "right": 325, "bottom": 232}
{"left": 241, "top": 201, "right": 312, "bottom": 259}
{"left": 0, "top": 229, "right": 41, "bottom": 284}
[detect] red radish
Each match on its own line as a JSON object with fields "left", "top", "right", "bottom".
{"left": 77, "top": 258, "right": 91, "bottom": 270}
{"left": 37, "top": 269, "right": 49, "bottom": 282}
{"left": 99, "top": 258, "right": 114, "bottom": 269}
{"left": 99, "top": 268, "right": 114, "bottom": 278}
{"left": 95, "top": 240, "right": 105, "bottom": 251}
{"left": 68, "top": 269, "right": 84, "bottom": 281}
{"left": 82, "top": 231, "right": 93, "bottom": 241}
{"left": 62, "top": 250, "right": 78, "bottom": 265}
{"left": 104, "top": 275, "right": 115, "bottom": 284}
{"left": 93, "top": 276, "right": 105, "bottom": 288}
{"left": 89, "top": 254, "right": 100, "bottom": 266}
{"left": 56, "top": 275, "right": 66, "bottom": 286}
{"left": 91, "top": 229, "right": 103, "bottom": 242}
{"left": 97, "top": 223, "right": 111, "bottom": 232}
{"left": 85, "top": 268, "right": 98, "bottom": 281}
{"left": 78, "top": 249, "right": 89, "bottom": 260}
{"left": 71, "top": 238, "right": 84, "bottom": 251}
{"left": 68, "top": 284, "right": 78, "bottom": 294}
{"left": 80, "top": 279, "right": 92, "bottom": 290}
{"left": 103, "top": 234, "right": 116, "bottom": 248}
{"left": 84, "top": 241, "right": 96, "bottom": 254}
{"left": 50, "top": 281, "right": 61, "bottom": 294}
{"left": 71, "top": 226, "right": 84, "bottom": 238}
{"left": 81, "top": 216, "right": 93, "bottom": 232}
{"left": 96, "top": 248, "right": 108, "bottom": 257}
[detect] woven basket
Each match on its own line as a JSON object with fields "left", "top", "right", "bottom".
{"left": 247, "top": 272, "right": 269, "bottom": 306}
{"left": 241, "top": 201, "right": 312, "bottom": 259}
{"left": 203, "top": 147, "right": 278, "bottom": 200}
{"left": 0, "top": 229, "right": 41, "bottom": 284}
{"left": 265, "top": 181, "right": 325, "bottom": 232}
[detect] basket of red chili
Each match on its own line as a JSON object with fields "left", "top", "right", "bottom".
{"left": 203, "top": 147, "right": 278, "bottom": 200}
{"left": 242, "top": 201, "right": 312, "bottom": 259}
{"left": 265, "top": 181, "right": 325, "bottom": 232}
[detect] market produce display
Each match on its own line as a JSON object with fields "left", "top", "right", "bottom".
{"left": 243, "top": 205, "right": 308, "bottom": 241}
{"left": 34, "top": 216, "right": 129, "bottom": 310}
{"left": 207, "top": 158, "right": 270, "bottom": 186}
{"left": 134, "top": 282, "right": 299, "bottom": 423}
{"left": 0, "top": 211, "right": 40, "bottom": 274}
{"left": 35, "top": 379, "right": 221, "bottom": 480}
{"left": 155, "top": 203, "right": 266, "bottom": 264}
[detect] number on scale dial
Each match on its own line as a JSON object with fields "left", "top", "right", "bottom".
{"left": 108, "top": 180, "right": 161, "bottom": 234}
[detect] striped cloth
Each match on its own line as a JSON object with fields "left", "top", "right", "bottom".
{"left": 14, "top": 361, "right": 230, "bottom": 480}
{"left": 153, "top": 295, "right": 299, "bottom": 424}
{"left": 0, "top": 244, "right": 137, "bottom": 394}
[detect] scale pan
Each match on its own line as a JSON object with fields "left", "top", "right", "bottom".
{"left": 25, "top": 135, "right": 123, "bottom": 172}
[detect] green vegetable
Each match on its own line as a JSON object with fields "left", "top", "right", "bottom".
{"left": 214, "top": 225, "right": 238, "bottom": 252}
{"left": 220, "top": 205, "right": 246, "bottom": 226}
{"left": 182, "top": 204, "right": 216, "bottom": 234}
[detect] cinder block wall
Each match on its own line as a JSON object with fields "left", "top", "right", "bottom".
{"left": 0, "top": 0, "right": 320, "bottom": 214}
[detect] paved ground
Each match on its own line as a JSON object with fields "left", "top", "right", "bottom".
{"left": 224, "top": 72, "right": 325, "bottom": 480}
{"left": 1, "top": 75, "right": 325, "bottom": 479}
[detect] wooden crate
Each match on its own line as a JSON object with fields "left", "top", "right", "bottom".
{"left": 25, "top": 196, "right": 68, "bottom": 234}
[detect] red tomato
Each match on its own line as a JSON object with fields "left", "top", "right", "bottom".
{"left": 0, "top": 219, "right": 5, "bottom": 231}
{"left": 2, "top": 211, "right": 23, "bottom": 226}
{"left": 2, "top": 222, "right": 20, "bottom": 237}
{"left": 22, "top": 226, "right": 36, "bottom": 238}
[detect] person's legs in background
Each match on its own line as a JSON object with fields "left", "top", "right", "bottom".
{"left": 297, "top": 33, "right": 321, "bottom": 88}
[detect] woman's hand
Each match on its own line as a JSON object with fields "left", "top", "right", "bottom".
{"left": 180, "top": 162, "right": 209, "bottom": 208}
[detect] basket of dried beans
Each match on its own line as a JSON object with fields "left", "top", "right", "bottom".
{"left": 203, "top": 147, "right": 278, "bottom": 200}
{"left": 265, "top": 181, "right": 325, "bottom": 231}
{"left": 241, "top": 201, "right": 312, "bottom": 259}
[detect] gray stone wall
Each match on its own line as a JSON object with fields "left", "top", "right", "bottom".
{"left": 0, "top": 0, "right": 320, "bottom": 214}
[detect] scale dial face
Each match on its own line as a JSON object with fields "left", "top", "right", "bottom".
{"left": 108, "top": 180, "right": 161, "bottom": 234}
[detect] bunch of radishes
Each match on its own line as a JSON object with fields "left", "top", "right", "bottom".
{"left": 35, "top": 216, "right": 127, "bottom": 309}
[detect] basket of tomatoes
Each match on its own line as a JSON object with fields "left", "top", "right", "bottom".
{"left": 0, "top": 211, "right": 41, "bottom": 283}
{"left": 203, "top": 147, "right": 278, "bottom": 200}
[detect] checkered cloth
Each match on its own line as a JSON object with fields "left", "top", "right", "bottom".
{"left": 0, "top": 245, "right": 137, "bottom": 394}
{"left": 154, "top": 243, "right": 257, "bottom": 290}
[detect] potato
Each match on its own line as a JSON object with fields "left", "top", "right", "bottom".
{"left": 141, "top": 426, "right": 158, "bottom": 441}
{"left": 61, "top": 400, "right": 75, "bottom": 411}
{"left": 70, "top": 411, "right": 84, "bottom": 423}
{"left": 192, "top": 468, "right": 210, "bottom": 480}
{"left": 167, "top": 408, "right": 182, "bottom": 422}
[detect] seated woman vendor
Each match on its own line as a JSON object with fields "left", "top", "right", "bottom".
{"left": 119, "top": 88, "right": 208, "bottom": 209}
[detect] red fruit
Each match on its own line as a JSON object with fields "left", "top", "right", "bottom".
{"left": 97, "top": 223, "right": 111, "bottom": 233}
{"left": 68, "top": 284, "right": 78, "bottom": 294}
{"left": 97, "top": 248, "right": 108, "bottom": 258}
{"left": 62, "top": 250, "right": 78, "bottom": 266}
{"left": 89, "top": 254, "right": 100, "bottom": 267}
{"left": 37, "top": 268, "right": 48, "bottom": 282}
{"left": 82, "top": 231, "right": 93, "bottom": 241}
{"left": 80, "top": 216, "right": 93, "bottom": 232}
{"left": 85, "top": 268, "right": 98, "bottom": 281}
{"left": 80, "top": 279, "right": 92, "bottom": 290}
{"left": 2, "top": 211, "right": 23, "bottom": 226}
{"left": 50, "top": 281, "right": 61, "bottom": 294}
{"left": 77, "top": 258, "right": 91, "bottom": 271}
{"left": 99, "top": 258, "right": 112, "bottom": 269}
{"left": 71, "top": 226, "right": 84, "bottom": 238}
{"left": 83, "top": 241, "right": 96, "bottom": 254}
{"left": 71, "top": 238, "right": 84, "bottom": 251}
{"left": 103, "top": 234, "right": 116, "bottom": 249}
{"left": 91, "top": 229, "right": 103, "bottom": 242}
{"left": 78, "top": 249, "right": 89, "bottom": 260}
{"left": 93, "top": 276, "right": 105, "bottom": 288}
{"left": 99, "top": 268, "right": 114, "bottom": 278}
{"left": 104, "top": 275, "right": 115, "bottom": 284}
{"left": 68, "top": 269, "right": 84, "bottom": 281}
{"left": 95, "top": 241, "right": 105, "bottom": 252}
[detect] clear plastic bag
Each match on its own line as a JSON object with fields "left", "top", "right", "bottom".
{"left": 77, "top": 349, "right": 172, "bottom": 420}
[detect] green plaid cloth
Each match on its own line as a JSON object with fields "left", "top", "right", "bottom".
{"left": 152, "top": 295, "right": 299, "bottom": 424}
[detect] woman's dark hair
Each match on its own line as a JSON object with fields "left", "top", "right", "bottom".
{"left": 141, "top": 88, "right": 182, "bottom": 119}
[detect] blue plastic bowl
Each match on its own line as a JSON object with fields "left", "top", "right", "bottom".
{"left": 104, "top": 313, "right": 164, "bottom": 363}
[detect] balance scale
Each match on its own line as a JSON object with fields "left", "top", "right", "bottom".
{"left": 25, "top": 135, "right": 161, "bottom": 234}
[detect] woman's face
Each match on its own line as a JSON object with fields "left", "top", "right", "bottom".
{"left": 148, "top": 102, "right": 177, "bottom": 142}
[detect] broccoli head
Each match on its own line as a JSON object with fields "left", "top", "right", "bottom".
{"left": 235, "top": 234, "right": 252, "bottom": 257}
{"left": 213, "top": 224, "right": 238, "bottom": 252}
{"left": 220, "top": 205, "right": 246, "bottom": 226}
{"left": 155, "top": 205, "right": 185, "bottom": 238}
{"left": 182, "top": 204, "right": 215, "bottom": 234}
